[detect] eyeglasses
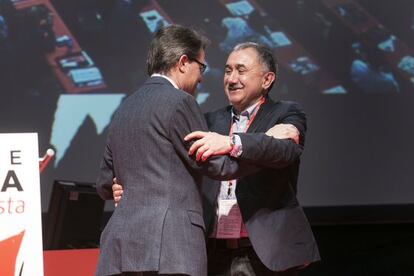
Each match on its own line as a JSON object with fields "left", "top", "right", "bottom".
{"left": 191, "top": 58, "right": 207, "bottom": 74}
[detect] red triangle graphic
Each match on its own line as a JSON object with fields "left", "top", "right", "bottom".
{"left": 0, "top": 230, "right": 25, "bottom": 276}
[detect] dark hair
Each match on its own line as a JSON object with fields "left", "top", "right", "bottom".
{"left": 147, "top": 25, "right": 210, "bottom": 75}
{"left": 232, "top": 42, "right": 279, "bottom": 92}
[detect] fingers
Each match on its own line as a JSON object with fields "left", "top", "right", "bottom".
{"left": 188, "top": 137, "right": 208, "bottom": 155}
{"left": 201, "top": 149, "right": 214, "bottom": 162}
{"left": 114, "top": 194, "right": 121, "bottom": 207}
{"left": 114, "top": 195, "right": 121, "bottom": 202}
{"left": 196, "top": 146, "right": 216, "bottom": 162}
{"left": 112, "top": 183, "right": 123, "bottom": 207}
{"left": 113, "top": 190, "right": 122, "bottom": 206}
{"left": 112, "top": 183, "right": 123, "bottom": 192}
{"left": 186, "top": 132, "right": 231, "bottom": 161}
{"left": 113, "top": 189, "right": 123, "bottom": 197}
{"left": 195, "top": 143, "right": 210, "bottom": 161}
{"left": 292, "top": 135, "right": 299, "bottom": 145}
{"left": 286, "top": 124, "right": 300, "bottom": 144}
{"left": 187, "top": 132, "right": 210, "bottom": 155}
{"left": 184, "top": 131, "right": 208, "bottom": 141}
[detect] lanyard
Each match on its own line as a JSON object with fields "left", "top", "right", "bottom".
{"left": 229, "top": 97, "right": 265, "bottom": 136}
{"left": 226, "top": 97, "right": 265, "bottom": 197}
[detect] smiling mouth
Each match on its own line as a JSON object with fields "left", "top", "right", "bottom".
{"left": 228, "top": 87, "right": 243, "bottom": 92}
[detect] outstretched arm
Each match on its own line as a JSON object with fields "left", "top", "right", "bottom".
{"left": 184, "top": 102, "right": 306, "bottom": 169}
{"left": 236, "top": 103, "right": 306, "bottom": 168}
{"left": 184, "top": 123, "right": 300, "bottom": 162}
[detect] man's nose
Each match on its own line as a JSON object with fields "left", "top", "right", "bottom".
{"left": 227, "top": 71, "right": 239, "bottom": 83}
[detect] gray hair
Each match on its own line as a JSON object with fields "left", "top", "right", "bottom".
{"left": 147, "top": 25, "right": 210, "bottom": 75}
{"left": 232, "top": 42, "right": 278, "bottom": 92}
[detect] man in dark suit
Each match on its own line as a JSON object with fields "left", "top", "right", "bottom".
{"left": 185, "top": 42, "right": 320, "bottom": 276}
{"left": 96, "top": 26, "right": 299, "bottom": 276}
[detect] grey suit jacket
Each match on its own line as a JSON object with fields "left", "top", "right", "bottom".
{"left": 95, "top": 77, "right": 256, "bottom": 276}
{"left": 203, "top": 98, "right": 320, "bottom": 272}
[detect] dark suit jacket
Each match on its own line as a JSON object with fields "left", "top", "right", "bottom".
{"left": 96, "top": 77, "right": 259, "bottom": 276}
{"left": 203, "top": 98, "right": 320, "bottom": 271}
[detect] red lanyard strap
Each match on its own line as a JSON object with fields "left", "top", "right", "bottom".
{"left": 229, "top": 97, "right": 265, "bottom": 135}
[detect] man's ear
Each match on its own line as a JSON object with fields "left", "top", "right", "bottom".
{"left": 262, "top": 71, "right": 276, "bottom": 90}
{"left": 178, "top": 55, "right": 190, "bottom": 73}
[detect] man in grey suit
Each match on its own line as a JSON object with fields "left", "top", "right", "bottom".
{"left": 112, "top": 42, "right": 319, "bottom": 276}
{"left": 96, "top": 26, "right": 298, "bottom": 276}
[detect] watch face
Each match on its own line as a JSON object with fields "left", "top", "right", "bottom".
{"left": 229, "top": 134, "right": 242, "bottom": 157}
{"left": 231, "top": 135, "right": 236, "bottom": 146}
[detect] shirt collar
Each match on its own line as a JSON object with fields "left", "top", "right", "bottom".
{"left": 231, "top": 100, "right": 262, "bottom": 121}
{"left": 151, "top": 73, "right": 179, "bottom": 89}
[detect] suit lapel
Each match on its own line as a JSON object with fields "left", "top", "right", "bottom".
{"left": 214, "top": 98, "right": 276, "bottom": 135}
{"left": 213, "top": 107, "right": 232, "bottom": 135}
{"left": 247, "top": 97, "right": 275, "bottom": 133}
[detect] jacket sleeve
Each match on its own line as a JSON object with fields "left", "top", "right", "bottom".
{"left": 96, "top": 129, "right": 116, "bottom": 200}
{"left": 236, "top": 102, "right": 306, "bottom": 169}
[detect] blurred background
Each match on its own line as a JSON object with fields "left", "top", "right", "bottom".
{"left": 1, "top": 0, "right": 414, "bottom": 274}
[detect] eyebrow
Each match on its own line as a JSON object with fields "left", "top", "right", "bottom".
{"left": 225, "top": 64, "right": 248, "bottom": 70}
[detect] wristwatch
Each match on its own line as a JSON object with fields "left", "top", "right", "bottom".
{"left": 229, "top": 134, "right": 243, "bottom": 157}
{"left": 230, "top": 134, "right": 237, "bottom": 147}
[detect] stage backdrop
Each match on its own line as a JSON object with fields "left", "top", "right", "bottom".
{"left": 1, "top": 0, "right": 414, "bottom": 213}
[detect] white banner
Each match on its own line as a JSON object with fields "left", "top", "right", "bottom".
{"left": 0, "top": 133, "right": 44, "bottom": 276}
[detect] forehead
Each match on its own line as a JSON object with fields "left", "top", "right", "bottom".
{"left": 226, "top": 48, "right": 260, "bottom": 67}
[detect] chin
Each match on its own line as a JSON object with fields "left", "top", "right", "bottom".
{"left": 228, "top": 95, "right": 242, "bottom": 104}
{"left": 229, "top": 99, "right": 242, "bottom": 108}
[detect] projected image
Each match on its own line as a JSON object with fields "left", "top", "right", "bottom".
{"left": 1, "top": 0, "right": 414, "bottom": 209}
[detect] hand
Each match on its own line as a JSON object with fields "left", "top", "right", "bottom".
{"left": 112, "top": 177, "right": 123, "bottom": 207}
{"left": 184, "top": 131, "right": 232, "bottom": 161}
{"left": 266, "top": 124, "right": 300, "bottom": 144}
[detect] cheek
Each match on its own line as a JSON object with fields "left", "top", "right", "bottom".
{"left": 223, "top": 77, "right": 228, "bottom": 86}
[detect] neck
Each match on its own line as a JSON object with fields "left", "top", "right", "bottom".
{"left": 153, "top": 72, "right": 179, "bottom": 90}
{"left": 233, "top": 96, "right": 265, "bottom": 114}
{"left": 164, "top": 71, "right": 179, "bottom": 84}
{"left": 167, "top": 70, "right": 186, "bottom": 91}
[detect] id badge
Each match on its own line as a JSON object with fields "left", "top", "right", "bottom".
{"left": 215, "top": 199, "right": 242, "bottom": 239}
